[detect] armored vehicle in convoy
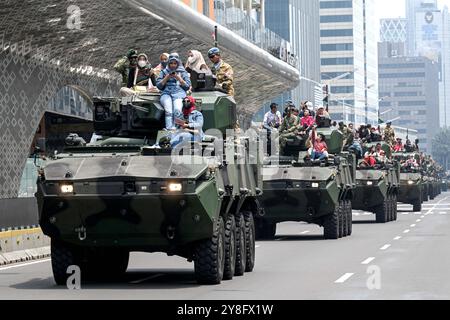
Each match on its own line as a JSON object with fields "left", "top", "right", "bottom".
{"left": 352, "top": 142, "right": 400, "bottom": 223}
{"left": 393, "top": 152, "right": 425, "bottom": 212}
{"left": 259, "top": 120, "right": 356, "bottom": 240}
{"left": 36, "top": 71, "right": 262, "bottom": 285}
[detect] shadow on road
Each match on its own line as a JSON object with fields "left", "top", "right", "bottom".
{"left": 352, "top": 220, "right": 378, "bottom": 225}
{"left": 9, "top": 269, "right": 202, "bottom": 290}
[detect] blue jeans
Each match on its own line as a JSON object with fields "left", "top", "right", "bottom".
{"left": 311, "top": 150, "right": 327, "bottom": 160}
{"left": 170, "top": 132, "right": 202, "bottom": 148}
{"left": 160, "top": 95, "right": 183, "bottom": 130}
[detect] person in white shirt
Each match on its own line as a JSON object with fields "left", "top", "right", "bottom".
{"left": 263, "top": 103, "right": 282, "bottom": 132}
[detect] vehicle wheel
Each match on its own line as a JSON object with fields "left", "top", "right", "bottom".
{"left": 51, "top": 239, "right": 81, "bottom": 286}
{"left": 255, "top": 220, "right": 276, "bottom": 240}
{"left": 342, "top": 201, "right": 348, "bottom": 237}
{"left": 392, "top": 195, "right": 398, "bottom": 221}
{"left": 338, "top": 201, "right": 345, "bottom": 238}
{"left": 376, "top": 199, "right": 388, "bottom": 223}
{"left": 194, "top": 216, "right": 225, "bottom": 285}
{"left": 346, "top": 200, "right": 353, "bottom": 236}
{"left": 324, "top": 205, "right": 339, "bottom": 240}
{"left": 234, "top": 213, "right": 246, "bottom": 276}
{"left": 243, "top": 211, "right": 256, "bottom": 273}
{"left": 223, "top": 215, "right": 236, "bottom": 281}
{"left": 413, "top": 202, "right": 422, "bottom": 212}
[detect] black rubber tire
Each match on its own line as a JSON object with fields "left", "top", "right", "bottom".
{"left": 346, "top": 200, "right": 353, "bottom": 236}
{"left": 338, "top": 201, "right": 345, "bottom": 238}
{"left": 413, "top": 202, "right": 422, "bottom": 213}
{"left": 324, "top": 204, "right": 340, "bottom": 240}
{"left": 51, "top": 239, "right": 80, "bottom": 286}
{"left": 376, "top": 199, "right": 388, "bottom": 223}
{"left": 392, "top": 194, "right": 398, "bottom": 221}
{"left": 194, "top": 216, "right": 225, "bottom": 285}
{"left": 342, "top": 201, "right": 348, "bottom": 238}
{"left": 234, "top": 213, "right": 246, "bottom": 277}
{"left": 243, "top": 212, "right": 256, "bottom": 273}
{"left": 387, "top": 195, "right": 393, "bottom": 222}
{"left": 255, "top": 220, "right": 276, "bottom": 240}
{"left": 223, "top": 215, "right": 236, "bottom": 281}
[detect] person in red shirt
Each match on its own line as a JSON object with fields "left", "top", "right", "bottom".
{"left": 309, "top": 127, "right": 328, "bottom": 161}
{"left": 300, "top": 109, "right": 315, "bottom": 129}
{"left": 393, "top": 138, "right": 404, "bottom": 152}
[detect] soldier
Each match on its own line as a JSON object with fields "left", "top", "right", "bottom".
{"left": 279, "top": 108, "right": 300, "bottom": 152}
{"left": 383, "top": 121, "right": 395, "bottom": 147}
{"left": 208, "top": 47, "right": 235, "bottom": 97}
{"left": 114, "top": 49, "right": 138, "bottom": 87}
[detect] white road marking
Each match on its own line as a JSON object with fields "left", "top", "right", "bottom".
{"left": 130, "top": 274, "right": 164, "bottom": 284}
{"left": 421, "top": 215, "right": 425, "bottom": 218}
{"left": 380, "top": 244, "right": 391, "bottom": 251}
{"left": 393, "top": 236, "right": 402, "bottom": 241}
{"left": 363, "top": 212, "right": 372, "bottom": 216}
{"left": 256, "top": 245, "right": 261, "bottom": 248}
{"left": 0, "top": 259, "right": 51, "bottom": 271}
{"left": 439, "top": 212, "right": 447, "bottom": 215}
{"left": 403, "top": 229, "right": 410, "bottom": 233}
{"left": 300, "top": 231, "right": 310, "bottom": 235}
{"left": 416, "top": 219, "right": 422, "bottom": 222}
{"left": 401, "top": 213, "right": 409, "bottom": 215}
{"left": 414, "top": 212, "right": 422, "bottom": 215}
{"left": 410, "top": 224, "right": 416, "bottom": 228}
{"left": 335, "top": 273, "right": 354, "bottom": 283}
{"left": 361, "top": 257, "right": 375, "bottom": 265}
{"left": 353, "top": 213, "right": 360, "bottom": 216}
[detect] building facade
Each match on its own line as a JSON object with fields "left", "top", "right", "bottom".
{"left": 378, "top": 55, "right": 439, "bottom": 153}
{"left": 380, "top": 18, "right": 408, "bottom": 43}
{"left": 320, "top": 0, "right": 379, "bottom": 125}
{"left": 264, "top": 0, "right": 321, "bottom": 108}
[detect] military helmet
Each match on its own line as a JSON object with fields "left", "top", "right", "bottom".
{"left": 208, "top": 47, "right": 221, "bottom": 57}
{"left": 127, "top": 49, "right": 138, "bottom": 59}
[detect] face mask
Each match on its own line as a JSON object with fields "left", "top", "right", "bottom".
{"left": 138, "top": 60, "right": 147, "bottom": 68}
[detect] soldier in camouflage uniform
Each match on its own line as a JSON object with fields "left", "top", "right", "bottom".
{"left": 279, "top": 108, "right": 300, "bottom": 153}
{"left": 208, "top": 47, "right": 235, "bottom": 97}
{"left": 114, "top": 49, "right": 138, "bottom": 87}
{"left": 383, "top": 121, "right": 396, "bottom": 147}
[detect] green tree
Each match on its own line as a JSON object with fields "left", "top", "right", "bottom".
{"left": 432, "top": 128, "right": 450, "bottom": 171}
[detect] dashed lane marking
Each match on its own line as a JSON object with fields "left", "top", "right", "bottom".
{"left": 410, "top": 224, "right": 416, "bottom": 228}
{"left": 361, "top": 257, "right": 375, "bottom": 265}
{"left": 403, "top": 229, "right": 411, "bottom": 233}
{"left": 401, "top": 213, "right": 410, "bottom": 215}
{"left": 380, "top": 244, "right": 391, "bottom": 251}
{"left": 416, "top": 219, "right": 422, "bottom": 222}
{"left": 335, "top": 273, "right": 354, "bottom": 284}
{"left": 393, "top": 236, "right": 402, "bottom": 241}
{"left": 0, "top": 259, "right": 51, "bottom": 271}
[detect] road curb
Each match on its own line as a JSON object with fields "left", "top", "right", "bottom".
{"left": 0, "top": 246, "right": 51, "bottom": 266}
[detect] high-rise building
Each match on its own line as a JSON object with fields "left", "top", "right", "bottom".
{"left": 404, "top": 0, "right": 450, "bottom": 127}
{"left": 264, "top": 0, "right": 321, "bottom": 107}
{"left": 320, "top": 0, "right": 379, "bottom": 125}
{"left": 378, "top": 55, "right": 440, "bottom": 153}
{"left": 380, "top": 18, "right": 408, "bottom": 43}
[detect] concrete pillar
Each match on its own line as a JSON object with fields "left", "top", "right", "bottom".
{"left": 260, "top": 0, "right": 265, "bottom": 27}
{"left": 246, "top": 0, "right": 252, "bottom": 15}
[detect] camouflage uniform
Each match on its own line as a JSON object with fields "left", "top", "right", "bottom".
{"left": 212, "top": 61, "right": 235, "bottom": 97}
{"left": 114, "top": 56, "right": 131, "bottom": 87}
{"left": 279, "top": 114, "right": 300, "bottom": 150}
{"left": 383, "top": 126, "right": 396, "bottom": 147}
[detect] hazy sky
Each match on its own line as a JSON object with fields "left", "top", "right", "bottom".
{"left": 375, "top": 0, "right": 450, "bottom": 20}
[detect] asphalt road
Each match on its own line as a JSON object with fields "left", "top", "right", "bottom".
{"left": 1, "top": 193, "right": 450, "bottom": 300}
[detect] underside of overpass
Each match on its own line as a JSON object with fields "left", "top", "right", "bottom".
{"left": 0, "top": 0, "right": 299, "bottom": 199}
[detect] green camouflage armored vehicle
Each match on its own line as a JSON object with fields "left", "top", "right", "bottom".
{"left": 353, "top": 142, "right": 400, "bottom": 223}
{"left": 393, "top": 152, "right": 424, "bottom": 212}
{"left": 259, "top": 122, "right": 355, "bottom": 240}
{"left": 36, "top": 72, "right": 262, "bottom": 285}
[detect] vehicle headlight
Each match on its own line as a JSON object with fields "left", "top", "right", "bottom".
{"left": 168, "top": 183, "right": 183, "bottom": 192}
{"left": 367, "top": 181, "right": 373, "bottom": 186}
{"left": 312, "top": 182, "right": 319, "bottom": 188}
{"left": 60, "top": 183, "right": 74, "bottom": 194}
{"left": 408, "top": 180, "right": 415, "bottom": 185}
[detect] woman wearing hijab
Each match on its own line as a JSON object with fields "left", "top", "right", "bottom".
{"left": 156, "top": 54, "right": 191, "bottom": 130}
{"left": 119, "top": 53, "right": 155, "bottom": 96}
{"left": 170, "top": 96, "right": 204, "bottom": 148}
{"left": 153, "top": 53, "right": 169, "bottom": 78}
{"left": 185, "top": 50, "right": 209, "bottom": 72}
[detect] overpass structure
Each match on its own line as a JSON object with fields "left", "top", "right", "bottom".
{"left": 0, "top": 0, "right": 300, "bottom": 201}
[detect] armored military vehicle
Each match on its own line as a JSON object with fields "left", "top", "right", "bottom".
{"left": 259, "top": 120, "right": 355, "bottom": 240}
{"left": 36, "top": 71, "right": 262, "bottom": 285}
{"left": 393, "top": 152, "right": 424, "bottom": 212}
{"left": 352, "top": 142, "right": 400, "bottom": 223}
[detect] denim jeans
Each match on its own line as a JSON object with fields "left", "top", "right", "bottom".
{"left": 311, "top": 150, "right": 328, "bottom": 161}
{"left": 160, "top": 94, "right": 183, "bottom": 130}
{"left": 170, "top": 132, "right": 203, "bottom": 148}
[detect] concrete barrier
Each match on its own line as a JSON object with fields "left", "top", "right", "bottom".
{"left": 0, "top": 227, "right": 50, "bottom": 266}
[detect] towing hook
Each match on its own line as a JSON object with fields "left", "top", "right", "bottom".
{"left": 75, "top": 226, "right": 87, "bottom": 241}
{"left": 167, "top": 226, "right": 176, "bottom": 240}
